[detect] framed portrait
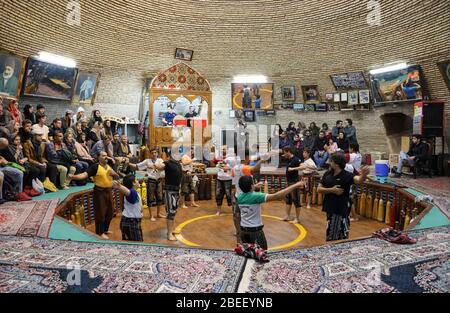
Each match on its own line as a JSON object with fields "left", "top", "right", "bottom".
{"left": 293, "top": 103, "right": 305, "bottom": 112}
{"left": 333, "top": 93, "right": 341, "bottom": 103}
{"left": 328, "top": 103, "right": 339, "bottom": 111}
{"left": 301, "top": 85, "right": 320, "bottom": 104}
{"left": 232, "top": 83, "right": 274, "bottom": 110}
{"left": 340, "top": 92, "right": 348, "bottom": 102}
{"left": 243, "top": 110, "right": 255, "bottom": 122}
{"left": 175, "top": 48, "right": 194, "bottom": 61}
{"left": 23, "top": 58, "right": 78, "bottom": 100}
{"left": 265, "top": 109, "right": 276, "bottom": 116}
{"left": 315, "top": 103, "right": 328, "bottom": 112}
{"left": 72, "top": 71, "right": 100, "bottom": 106}
{"left": 282, "top": 86, "right": 296, "bottom": 101}
{"left": 325, "top": 93, "right": 334, "bottom": 101}
{"left": 437, "top": 60, "right": 450, "bottom": 91}
{"left": 348, "top": 90, "right": 359, "bottom": 106}
{"left": 0, "top": 50, "right": 26, "bottom": 100}
{"left": 255, "top": 110, "right": 265, "bottom": 117}
{"left": 359, "top": 89, "right": 370, "bottom": 104}
{"left": 305, "top": 104, "right": 316, "bottom": 112}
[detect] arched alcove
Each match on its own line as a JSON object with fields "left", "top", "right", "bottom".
{"left": 149, "top": 63, "right": 212, "bottom": 152}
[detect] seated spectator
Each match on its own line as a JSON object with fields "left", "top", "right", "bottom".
{"left": 7, "top": 99, "right": 22, "bottom": 125}
{"left": 302, "top": 129, "right": 315, "bottom": 152}
{"left": 88, "top": 121, "right": 102, "bottom": 144}
{"left": 313, "top": 131, "right": 329, "bottom": 169}
{"left": 72, "top": 107, "right": 85, "bottom": 125}
{"left": 325, "top": 137, "right": 338, "bottom": 155}
{"left": 292, "top": 134, "right": 303, "bottom": 160}
{"left": 0, "top": 102, "right": 12, "bottom": 137}
{"left": 23, "top": 128, "right": 59, "bottom": 186}
{"left": 70, "top": 121, "right": 84, "bottom": 141}
{"left": 115, "top": 135, "right": 136, "bottom": 175}
{"left": 64, "top": 132, "right": 89, "bottom": 174}
{"left": 0, "top": 137, "right": 27, "bottom": 201}
{"left": 34, "top": 104, "right": 45, "bottom": 122}
{"left": 62, "top": 110, "right": 74, "bottom": 133}
{"left": 286, "top": 121, "right": 297, "bottom": 141}
{"left": 46, "top": 130, "right": 76, "bottom": 190}
{"left": 75, "top": 133, "right": 95, "bottom": 166}
{"left": 48, "top": 118, "right": 63, "bottom": 142}
{"left": 344, "top": 119, "right": 358, "bottom": 146}
{"left": 309, "top": 122, "right": 320, "bottom": 138}
{"left": 19, "top": 119, "right": 33, "bottom": 144}
{"left": 88, "top": 109, "right": 103, "bottom": 128}
{"left": 23, "top": 104, "right": 36, "bottom": 125}
{"left": 392, "top": 134, "right": 428, "bottom": 178}
{"left": 349, "top": 143, "right": 362, "bottom": 174}
{"left": 337, "top": 131, "right": 349, "bottom": 153}
{"left": 321, "top": 123, "right": 332, "bottom": 140}
{"left": 32, "top": 114, "right": 49, "bottom": 142}
{"left": 4, "top": 134, "right": 44, "bottom": 189}
{"left": 102, "top": 120, "right": 113, "bottom": 138}
{"left": 80, "top": 118, "right": 89, "bottom": 137}
{"left": 331, "top": 120, "right": 343, "bottom": 141}
{"left": 279, "top": 131, "right": 291, "bottom": 149}
{"left": 91, "top": 135, "right": 114, "bottom": 165}
{"left": 297, "top": 121, "right": 307, "bottom": 136}
{"left": 112, "top": 133, "right": 120, "bottom": 155}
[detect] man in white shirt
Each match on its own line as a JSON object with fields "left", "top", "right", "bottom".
{"left": 129, "top": 147, "right": 166, "bottom": 221}
{"left": 216, "top": 148, "right": 233, "bottom": 216}
{"left": 32, "top": 114, "right": 49, "bottom": 142}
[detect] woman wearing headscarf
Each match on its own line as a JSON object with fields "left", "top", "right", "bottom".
{"left": 7, "top": 100, "right": 22, "bottom": 125}
{"left": 23, "top": 105, "right": 36, "bottom": 125}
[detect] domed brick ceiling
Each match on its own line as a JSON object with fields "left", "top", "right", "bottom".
{"left": 1, "top": 0, "right": 449, "bottom": 78}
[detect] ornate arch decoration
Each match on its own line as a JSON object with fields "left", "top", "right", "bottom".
{"left": 149, "top": 63, "right": 213, "bottom": 151}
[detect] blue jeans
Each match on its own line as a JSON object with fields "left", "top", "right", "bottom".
{"left": 75, "top": 161, "right": 89, "bottom": 174}
{"left": 0, "top": 167, "right": 24, "bottom": 193}
{"left": 396, "top": 151, "right": 415, "bottom": 174}
{"left": 314, "top": 151, "right": 329, "bottom": 168}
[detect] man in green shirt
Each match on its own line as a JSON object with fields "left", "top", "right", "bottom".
{"left": 237, "top": 176, "right": 304, "bottom": 250}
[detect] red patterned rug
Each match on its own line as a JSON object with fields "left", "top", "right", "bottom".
{"left": 0, "top": 199, "right": 59, "bottom": 238}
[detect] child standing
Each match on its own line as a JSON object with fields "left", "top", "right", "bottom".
{"left": 113, "top": 174, "right": 144, "bottom": 242}
{"left": 237, "top": 176, "right": 304, "bottom": 250}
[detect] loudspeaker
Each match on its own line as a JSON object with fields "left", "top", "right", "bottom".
{"left": 422, "top": 102, "right": 444, "bottom": 137}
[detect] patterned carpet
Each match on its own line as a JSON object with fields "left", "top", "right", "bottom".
{"left": 239, "top": 226, "right": 450, "bottom": 293}
{"left": 0, "top": 199, "right": 59, "bottom": 238}
{"left": 0, "top": 236, "right": 245, "bottom": 293}
{"left": 390, "top": 177, "right": 450, "bottom": 217}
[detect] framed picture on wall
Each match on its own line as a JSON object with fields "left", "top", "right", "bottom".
{"left": 333, "top": 93, "right": 341, "bottom": 103}
{"left": 293, "top": 103, "right": 305, "bottom": 112}
{"left": 23, "top": 57, "right": 78, "bottom": 100}
{"left": 340, "top": 92, "right": 348, "bottom": 102}
{"left": 265, "top": 109, "right": 276, "bottom": 116}
{"left": 282, "top": 86, "right": 296, "bottom": 101}
{"left": 175, "top": 48, "right": 194, "bottom": 61}
{"left": 359, "top": 89, "right": 370, "bottom": 104}
{"left": 328, "top": 103, "right": 339, "bottom": 111}
{"left": 325, "top": 93, "right": 334, "bottom": 101}
{"left": 305, "top": 104, "right": 315, "bottom": 112}
{"left": 0, "top": 50, "right": 26, "bottom": 100}
{"left": 315, "top": 103, "right": 328, "bottom": 112}
{"left": 437, "top": 60, "right": 450, "bottom": 91}
{"left": 301, "top": 85, "right": 320, "bottom": 104}
{"left": 243, "top": 110, "right": 255, "bottom": 122}
{"left": 72, "top": 71, "right": 101, "bottom": 106}
{"left": 348, "top": 90, "right": 359, "bottom": 106}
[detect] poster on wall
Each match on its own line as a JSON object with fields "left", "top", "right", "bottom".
{"left": 0, "top": 50, "right": 26, "bottom": 100}
{"left": 231, "top": 83, "right": 274, "bottom": 110}
{"left": 301, "top": 85, "right": 320, "bottom": 104}
{"left": 369, "top": 64, "right": 425, "bottom": 105}
{"left": 348, "top": 90, "right": 359, "bottom": 106}
{"left": 359, "top": 89, "right": 370, "bottom": 104}
{"left": 330, "top": 71, "right": 368, "bottom": 90}
{"left": 23, "top": 58, "right": 78, "bottom": 100}
{"left": 72, "top": 71, "right": 100, "bottom": 106}
{"left": 437, "top": 60, "right": 450, "bottom": 91}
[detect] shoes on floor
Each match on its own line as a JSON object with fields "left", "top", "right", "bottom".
{"left": 24, "top": 186, "right": 41, "bottom": 197}
{"left": 16, "top": 192, "right": 32, "bottom": 202}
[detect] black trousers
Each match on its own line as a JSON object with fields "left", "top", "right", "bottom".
{"left": 45, "top": 163, "right": 59, "bottom": 186}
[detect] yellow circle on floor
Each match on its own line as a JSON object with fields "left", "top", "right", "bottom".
{"left": 174, "top": 214, "right": 307, "bottom": 251}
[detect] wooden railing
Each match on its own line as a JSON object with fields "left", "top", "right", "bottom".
{"left": 57, "top": 173, "right": 431, "bottom": 232}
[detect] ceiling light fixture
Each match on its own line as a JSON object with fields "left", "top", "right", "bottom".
{"left": 36, "top": 52, "right": 77, "bottom": 68}
{"left": 369, "top": 63, "right": 408, "bottom": 75}
{"left": 233, "top": 75, "right": 268, "bottom": 83}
